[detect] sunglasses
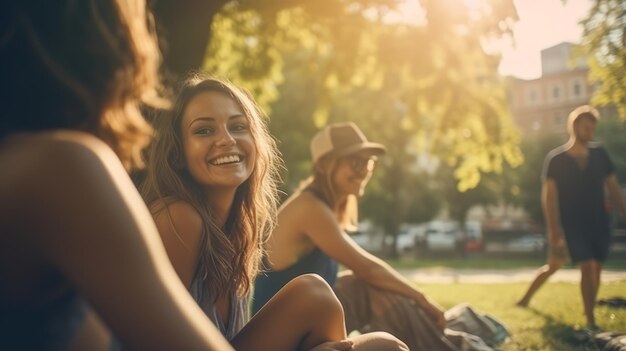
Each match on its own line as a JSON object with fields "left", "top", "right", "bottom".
{"left": 343, "top": 155, "right": 378, "bottom": 173}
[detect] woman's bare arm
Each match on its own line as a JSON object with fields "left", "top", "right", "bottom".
{"left": 282, "top": 193, "right": 445, "bottom": 329}
{"left": 152, "top": 201, "right": 205, "bottom": 288}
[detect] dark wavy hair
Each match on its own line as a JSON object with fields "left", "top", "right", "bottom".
{"left": 141, "top": 74, "right": 281, "bottom": 299}
{"left": 0, "top": 0, "right": 166, "bottom": 170}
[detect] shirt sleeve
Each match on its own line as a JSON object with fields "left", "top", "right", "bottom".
{"left": 542, "top": 151, "right": 557, "bottom": 182}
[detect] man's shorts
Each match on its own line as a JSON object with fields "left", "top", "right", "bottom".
{"left": 563, "top": 226, "right": 611, "bottom": 264}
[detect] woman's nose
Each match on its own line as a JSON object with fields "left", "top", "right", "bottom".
{"left": 215, "top": 129, "right": 236, "bottom": 147}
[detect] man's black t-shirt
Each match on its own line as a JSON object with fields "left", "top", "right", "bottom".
{"left": 542, "top": 144, "right": 615, "bottom": 262}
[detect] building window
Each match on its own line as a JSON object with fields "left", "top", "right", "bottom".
{"left": 571, "top": 79, "right": 586, "bottom": 100}
{"left": 553, "top": 86, "right": 560, "bottom": 101}
{"left": 573, "top": 82, "right": 581, "bottom": 96}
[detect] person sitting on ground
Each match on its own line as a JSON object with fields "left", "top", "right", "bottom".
{"left": 0, "top": 1, "right": 236, "bottom": 350}
{"left": 253, "top": 122, "right": 507, "bottom": 351}
{"left": 140, "top": 75, "right": 408, "bottom": 351}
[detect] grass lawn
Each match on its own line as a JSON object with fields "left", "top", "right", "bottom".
{"left": 407, "top": 278, "right": 626, "bottom": 350}
{"left": 387, "top": 256, "right": 626, "bottom": 270}
{"left": 379, "top": 257, "right": 626, "bottom": 349}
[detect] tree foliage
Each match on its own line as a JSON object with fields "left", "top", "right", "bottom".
{"left": 597, "top": 118, "right": 626, "bottom": 183}
{"left": 516, "top": 133, "right": 565, "bottom": 225}
{"left": 580, "top": 0, "right": 626, "bottom": 120}
{"left": 153, "top": 1, "right": 524, "bottom": 253}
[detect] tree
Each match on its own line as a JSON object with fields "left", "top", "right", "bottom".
{"left": 597, "top": 118, "right": 626, "bottom": 183}
{"left": 516, "top": 133, "right": 564, "bottom": 225}
{"left": 152, "top": 0, "right": 524, "bottom": 255}
{"left": 579, "top": 0, "right": 626, "bottom": 120}
{"left": 151, "top": 0, "right": 229, "bottom": 84}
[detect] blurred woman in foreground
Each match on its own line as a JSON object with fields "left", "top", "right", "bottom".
{"left": 0, "top": 1, "right": 234, "bottom": 349}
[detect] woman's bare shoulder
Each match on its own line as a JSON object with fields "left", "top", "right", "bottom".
{"left": 1, "top": 131, "right": 117, "bottom": 178}
{"left": 2, "top": 130, "right": 112, "bottom": 153}
{"left": 151, "top": 199, "right": 204, "bottom": 238}
{"left": 0, "top": 130, "right": 149, "bottom": 250}
{"left": 279, "top": 191, "right": 333, "bottom": 222}
{"left": 281, "top": 191, "right": 319, "bottom": 210}
{"left": 152, "top": 199, "right": 202, "bottom": 223}
{"left": 0, "top": 130, "right": 124, "bottom": 200}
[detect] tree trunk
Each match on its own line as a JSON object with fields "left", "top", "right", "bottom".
{"left": 151, "top": 0, "right": 229, "bottom": 85}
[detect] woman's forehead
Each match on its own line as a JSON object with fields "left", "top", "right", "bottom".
{"left": 182, "top": 92, "right": 244, "bottom": 124}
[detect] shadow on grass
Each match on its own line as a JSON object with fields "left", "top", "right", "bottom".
{"left": 525, "top": 307, "right": 600, "bottom": 351}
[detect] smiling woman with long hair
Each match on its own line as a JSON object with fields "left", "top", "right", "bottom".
{"left": 141, "top": 77, "right": 279, "bottom": 309}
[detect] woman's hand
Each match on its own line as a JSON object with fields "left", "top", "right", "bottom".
{"left": 309, "top": 340, "right": 354, "bottom": 351}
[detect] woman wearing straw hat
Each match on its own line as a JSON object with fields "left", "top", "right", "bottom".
{"left": 253, "top": 122, "right": 477, "bottom": 350}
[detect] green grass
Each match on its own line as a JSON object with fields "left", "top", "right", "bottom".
{"left": 380, "top": 257, "right": 626, "bottom": 349}
{"left": 387, "top": 256, "right": 626, "bottom": 270}
{"left": 408, "top": 279, "right": 626, "bottom": 350}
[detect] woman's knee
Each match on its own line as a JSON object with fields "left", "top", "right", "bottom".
{"left": 285, "top": 274, "right": 343, "bottom": 313}
{"left": 351, "top": 331, "right": 409, "bottom": 351}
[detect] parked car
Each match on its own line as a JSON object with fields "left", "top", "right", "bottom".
{"left": 350, "top": 220, "right": 384, "bottom": 252}
{"left": 463, "top": 220, "right": 483, "bottom": 253}
{"left": 395, "top": 224, "right": 427, "bottom": 252}
{"left": 506, "top": 234, "right": 546, "bottom": 253}
{"left": 423, "top": 221, "right": 461, "bottom": 252}
{"left": 484, "top": 229, "right": 546, "bottom": 256}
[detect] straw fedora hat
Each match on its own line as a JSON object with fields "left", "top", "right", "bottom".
{"left": 310, "top": 122, "right": 386, "bottom": 164}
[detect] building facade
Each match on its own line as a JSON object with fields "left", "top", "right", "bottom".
{"left": 507, "top": 42, "right": 595, "bottom": 136}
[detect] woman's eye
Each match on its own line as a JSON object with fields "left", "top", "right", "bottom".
{"left": 230, "top": 123, "right": 249, "bottom": 132}
{"left": 193, "top": 127, "right": 213, "bottom": 135}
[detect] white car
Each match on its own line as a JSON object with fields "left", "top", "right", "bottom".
{"left": 505, "top": 234, "right": 546, "bottom": 253}
{"left": 394, "top": 224, "right": 427, "bottom": 252}
{"left": 423, "top": 221, "right": 461, "bottom": 251}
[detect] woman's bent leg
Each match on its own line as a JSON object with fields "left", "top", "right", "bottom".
{"left": 351, "top": 331, "right": 409, "bottom": 351}
{"left": 232, "top": 274, "right": 346, "bottom": 351}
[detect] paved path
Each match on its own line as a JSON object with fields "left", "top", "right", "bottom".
{"left": 398, "top": 268, "right": 626, "bottom": 284}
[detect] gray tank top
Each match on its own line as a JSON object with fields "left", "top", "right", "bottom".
{"left": 190, "top": 262, "right": 248, "bottom": 340}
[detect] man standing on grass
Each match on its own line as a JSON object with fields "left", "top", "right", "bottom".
{"left": 516, "top": 105, "right": 626, "bottom": 330}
